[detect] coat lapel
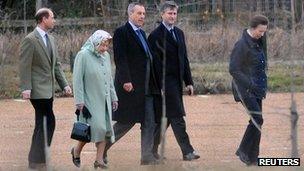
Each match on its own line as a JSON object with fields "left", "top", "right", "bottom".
{"left": 125, "top": 22, "right": 147, "bottom": 53}
{"left": 159, "top": 23, "right": 178, "bottom": 47}
{"left": 49, "top": 35, "right": 56, "bottom": 66}
{"left": 174, "top": 28, "right": 185, "bottom": 66}
{"left": 34, "top": 29, "right": 52, "bottom": 64}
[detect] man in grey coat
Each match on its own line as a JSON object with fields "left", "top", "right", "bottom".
{"left": 19, "top": 8, "right": 72, "bottom": 169}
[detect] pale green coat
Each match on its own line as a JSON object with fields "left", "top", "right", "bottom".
{"left": 73, "top": 47, "right": 117, "bottom": 143}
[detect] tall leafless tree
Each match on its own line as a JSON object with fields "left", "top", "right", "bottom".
{"left": 36, "top": 0, "right": 48, "bottom": 11}
{"left": 290, "top": 0, "right": 299, "bottom": 158}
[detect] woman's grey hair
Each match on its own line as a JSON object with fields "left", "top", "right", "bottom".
{"left": 159, "top": 1, "right": 178, "bottom": 13}
{"left": 127, "top": 2, "right": 144, "bottom": 16}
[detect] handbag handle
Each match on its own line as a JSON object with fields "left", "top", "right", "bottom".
{"left": 77, "top": 111, "right": 88, "bottom": 123}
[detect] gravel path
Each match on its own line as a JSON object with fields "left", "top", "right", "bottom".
{"left": 0, "top": 93, "right": 303, "bottom": 170}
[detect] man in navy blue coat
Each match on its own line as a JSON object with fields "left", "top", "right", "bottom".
{"left": 229, "top": 15, "right": 268, "bottom": 166}
{"left": 103, "top": 2, "right": 159, "bottom": 165}
{"left": 148, "top": 1, "right": 200, "bottom": 161}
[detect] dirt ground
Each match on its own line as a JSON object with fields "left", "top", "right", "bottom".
{"left": 0, "top": 93, "right": 303, "bottom": 171}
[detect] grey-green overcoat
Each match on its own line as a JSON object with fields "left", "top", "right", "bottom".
{"left": 73, "top": 41, "right": 117, "bottom": 143}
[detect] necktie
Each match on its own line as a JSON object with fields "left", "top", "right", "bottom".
{"left": 45, "top": 34, "right": 53, "bottom": 58}
{"left": 135, "top": 29, "right": 152, "bottom": 58}
{"left": 170, "top": 28, "right": 177, "bottom": 41}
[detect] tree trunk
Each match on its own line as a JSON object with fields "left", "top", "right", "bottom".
{"left": 36, "top": 0, "right": 48, "bottom": 11}
{"left": 302, "top": 0, "right": 304, "bottom": 21}
{"left": 211, "top": 0, "right": 216, "bottom": 14}
{"left": 290, "top": 0, "right": 299, "bottom": 158}
{"left": 23, "top": 0, "right": 27, "bottom": 34}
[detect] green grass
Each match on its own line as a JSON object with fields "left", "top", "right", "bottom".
{"left": 190, "top": 62, "right": 304, "bottom": 94}
{"left": 267, "top": 64, "right": 304, "bottom": 92}
{"left": 0, "top": 62, "right": 303, "bottom": 99}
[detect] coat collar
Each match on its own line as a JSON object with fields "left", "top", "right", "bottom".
{"left": 159, "top": 23, "right": 178, "bottom": 46}
{"left": 242, "top": 29, "right": 261, "bottom": 49}
{"left": 125, "top": 22, "right": 148, "bottom": 53}
{"left": 34, "top": 28, "right": 53, "bottom": 64}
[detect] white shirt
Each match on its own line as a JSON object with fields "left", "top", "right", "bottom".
{"left": 128, "top": 21, "right": 141, "bottom": 32}
{"left": 36, "top": 26, "right": 48, "bottom": 46}
{"left": 162, "top": 21, "right": 174, "bottom": 31}
{"left": 247, "top": 29, "right": 254, "bottom": 38}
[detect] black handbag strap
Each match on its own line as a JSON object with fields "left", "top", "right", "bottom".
{"left": 77, "top": 111, "right": 88, "bottom": 123}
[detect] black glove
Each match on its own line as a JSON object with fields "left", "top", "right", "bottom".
{"left": 75, "top": 106, "right": 92, "bottom": 119}
{"left": 75, "top": 109, "right": 80, "bottom": 116}
{"left": 82, "top": 106, "right": 92, "bottom": 119}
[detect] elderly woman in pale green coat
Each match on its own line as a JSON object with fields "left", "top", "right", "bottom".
{"left": 71, "top": 30, "right": 118, "bottom": 169}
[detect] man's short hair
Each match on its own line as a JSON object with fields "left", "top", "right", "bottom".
{"left": 250, "top": 15, "right": 269, "bottom": 28}
{"left": 35, "top": 8, "right": 51, "bottom": 24}
{"left": 159, "top": 1, "right": 178, "bottom": 13}
{"left": 127, "top": 2, "right": 144, "bottom": 16}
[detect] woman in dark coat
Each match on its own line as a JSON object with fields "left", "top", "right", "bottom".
{"left": 229, "top": 15, "right": 268, "bottom": 166}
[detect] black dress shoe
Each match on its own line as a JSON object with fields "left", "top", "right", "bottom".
{"left": 248, "top": 158, "right": 258, "bottom": 166}
{"left": 103, "top": 156, "right": 108, "bottom": 165}
{"left": 94, "top": 161, "right": 108, "bottom": 169}
{"left": 248, "top": 161, "right": 258, "bottom": 166}
{"left": 235, "top": 149, "right": 251, "bottom": 165}
{"left": 153, "top": 153, "right": 166, "bottom": 160}
{"left": 28, "top": 162, "right": 46, "bottom": 170}
{"left": 140, "top": 158, "right": 160, "bottom": 165}
{"left": 71, "top": 147, "right": 81, "bottom": 167}
{"left": 183, "top": 151, "right": 200, "bottom": 161}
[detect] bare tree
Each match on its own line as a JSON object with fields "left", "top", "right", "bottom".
{"left": 23, "top": 0, "right": 27, "bottom": 34}
{"left": 36, "top": 0, "right": 48, "bottom": 11}
{"left": 290, "top": 0, "right": 299, "bottom": 158}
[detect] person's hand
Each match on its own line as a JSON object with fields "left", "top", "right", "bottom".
{"left": 64, "top": 86, "right": 72, "bottom": 95}
{"left": 123, "top": 82, "right": 133, "bottom": 92}
{"left": 185, "top": 85, "right": 194, "bottom": 96}
{"left": 22, "top": 90, "right": 31, "bottom": 99}
{"left": 250, "top": 85, "right": 265, "bottom": 98}
{"left": 112, "top": 101, "right": 118, "bottom": 111}
{"left": 76, "top": 103, "right": 84, "bottom": 111}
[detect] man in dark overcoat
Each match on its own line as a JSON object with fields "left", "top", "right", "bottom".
{"left": 103, "top": 2, "right": 159, "bottom": 165}
{"left": 148, "top": 1, "right": 200, "bottom": 161}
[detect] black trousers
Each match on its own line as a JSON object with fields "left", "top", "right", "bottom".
{"left": 104, "top": 96, "right": 156, "bottom": 161}
{"left": 28, "top": 98, "right": 55, "bottom": 164}
{"left": 153, "top": 117, "right": 194, "bottom": 156}
{"left": 239, "top": 97, "right": 263, "bottom": 162}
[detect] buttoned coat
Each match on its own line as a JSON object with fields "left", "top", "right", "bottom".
{"left": 112, "top": 22, "right": 158, "bottom": 123}
{"left": 229, "top": 30, "right": 267, "bottom": 102}
{"left": 73, "top": 48, "right": 117, "bottom": 142}
{"left": 19, "top": 29, "right": 68, "bottom": 99}
{"left": 148, "top": 23, "right": 193, "bottom": 120}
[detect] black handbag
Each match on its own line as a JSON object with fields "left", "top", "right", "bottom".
{"left": 71, "top": 111, "right": 91, "bottom": 142}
